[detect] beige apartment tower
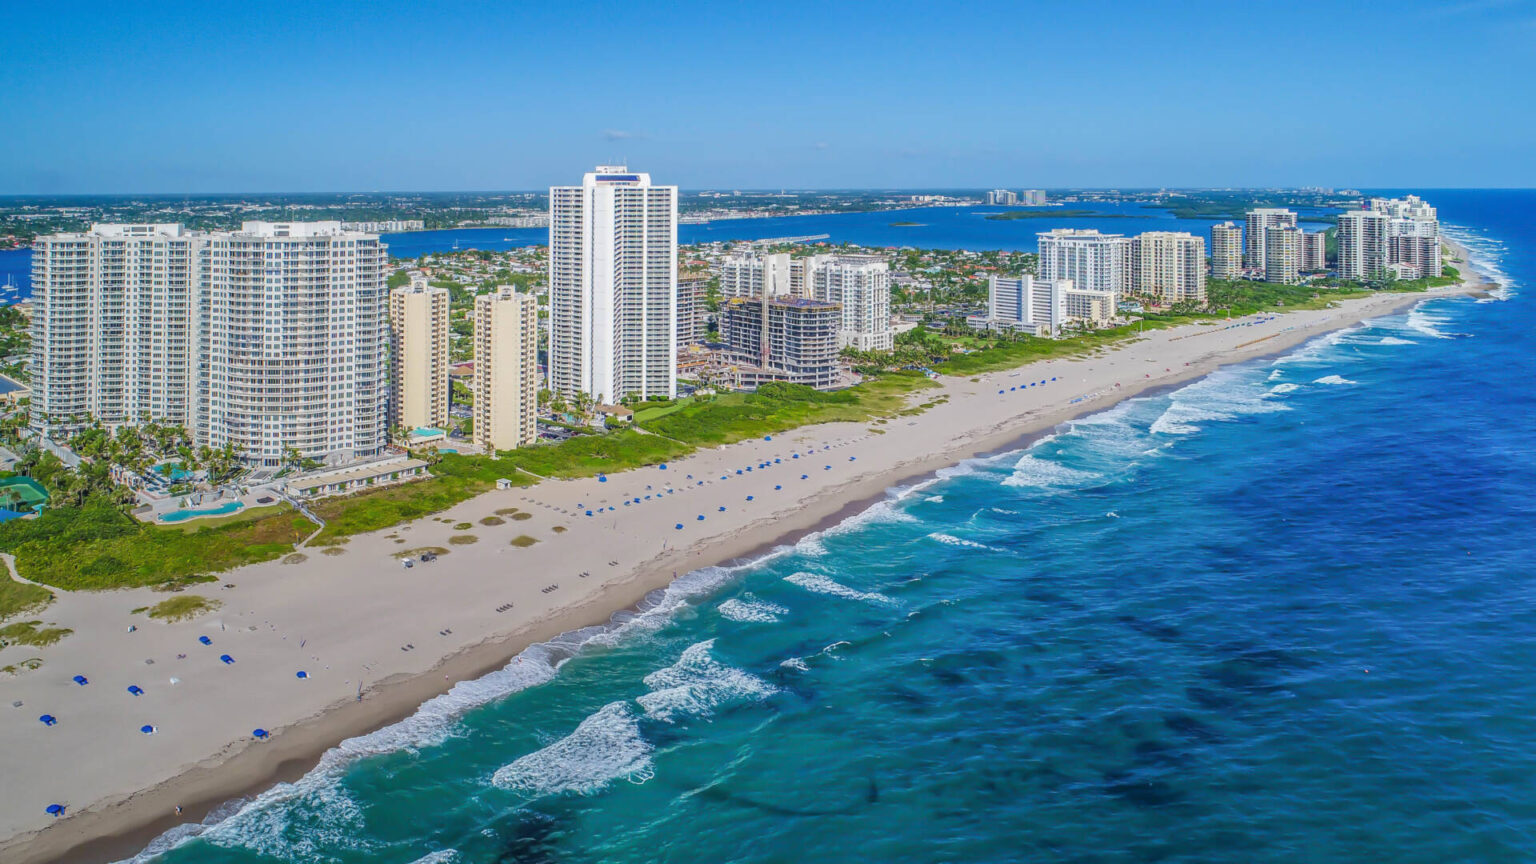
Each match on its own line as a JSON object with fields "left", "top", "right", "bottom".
{"left": 1132, "top": 231, "right": 1207, "bottom": 305}
{"left": 1211, "top": 222, "right": 1243, "bottom": 280}
{"left": 1264, "top": 225, "right": 1303, "bottom": 284}
{"left": 389, "top": 275, "right": 451, "bottom": 432}
{"left": 473, "top": 286, "right": 538, "bottom": 452}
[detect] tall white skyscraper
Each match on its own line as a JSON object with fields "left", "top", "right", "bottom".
{"left": 30, "top": 221, "right": 390, "bottom": 467}
{"left": 986, "top": 189, "right": 1018, "bottom": 206}
{"left": 811, "top": 255, "right": 894, "bottom": 352}
{"left": 1211, "top": 222, "right": 1243, "bottom": 280}
{"left": 1036, "top": 229, "right": 1132, "bottom": 300}
{"left": 1132, "top": 231, "right": 1207, "bottom": 304}
{"left": 1244, "top": 208, "right": 1298, "bottom": 270}
{"left": 1337, "top": 210, "right": 1390, "bottom": 281}
{"left": 548, "top": 166, "right": 677, "bottom": 404}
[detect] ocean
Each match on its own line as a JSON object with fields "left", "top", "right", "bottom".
{"left": 114, "top": 189, "right": 1536, "bottom": 864}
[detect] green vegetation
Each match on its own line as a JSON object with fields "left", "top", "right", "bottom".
{"left": 453, "top": 522, "right": 473, "bottom": 530}
{"left": 0, "top": 620, "right": 73, "bottom": 648}
{"left": 283, "top": 553, "right": 308, "bottom": 565}
{"left": 494, "top": 508, "right": 521, "bottom": 516}
{"left": 510, "top": 512, "right": 533, "bottom": 521}
{"left": 0, "top": 498, "right": 310, "bottom": 591}
{"left": 639, "top": 377, "right": 934, "bottom": 447}
{"left": 889, "top": 221, "right": 925, "bottom": 227}
{"left": 141, "top": 595, "right": 220, "bottom": 623}
{"left": 509, "top": 535, "right": 538, "bottom": 548}
{"left": 480, "top": 516, "right": 504, "bottom": 526}
{"left": 449, "top": 534, "right": 478, "bottom": 545}
{"left": 395, "top": 546, "right": 449, "bottom": 559}
{"left": 322, "top": 546, "right": 346, "bottom": 557}
{"left": 984, "top": 209, "right": 1134, "bottom": 221}
{"left": 0, "top": 577, "right": 53, "bottom": 620}
{"left": 1, "top": 657, "right": 43, "bottom": 676}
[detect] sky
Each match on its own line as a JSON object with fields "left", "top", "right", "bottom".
{"left": 2, "top": 0, "right": 1535, "bottom": 193}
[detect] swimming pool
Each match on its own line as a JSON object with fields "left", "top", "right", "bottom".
{"left": 160, "top": 501, "right": 244, "bottom": 523}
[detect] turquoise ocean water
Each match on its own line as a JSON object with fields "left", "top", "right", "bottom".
{"left": 114, "top": 191, "right": 1536, "bottom": 863}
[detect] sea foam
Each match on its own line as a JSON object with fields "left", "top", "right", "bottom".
{"left": 491, "top": 701, "right": 653, "bottom": 795}
{"left": 636, "top": 639, "right": 777, "bottom": 722}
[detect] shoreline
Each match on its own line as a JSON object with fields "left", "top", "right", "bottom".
{"left": 1, "top": 251, "right": 1492, "bottom": 864}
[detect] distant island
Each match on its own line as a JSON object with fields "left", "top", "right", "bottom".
{"left": 984, "top": 209, "right": 1134, "bottom": 221}
{"left": 889, "top": 221, "right": 926, "bottom": 227}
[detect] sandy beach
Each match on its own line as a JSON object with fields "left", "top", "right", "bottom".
{"left": 0, "top": 250, "right": 1489, "bottom": 864}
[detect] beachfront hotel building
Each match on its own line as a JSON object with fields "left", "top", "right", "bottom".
{"left": 1211, "top": 222, "right": 1243, "bottom": 280}
{"left": 30, "top": 221, "right": 391, "bottom": 467}
{"left": 1263, "top": 225, "right": 1303, "bottom": 285}
{"left": 389, "top": 274, "right": 451, "bottom": 432}
{"left": 1036, "top": 229, "right": 1132, "bottom": 301}
{"left": 472, "top": 286, "right": 538, "bottom": 451}
{"left": 194, "top": 222, "right": 390, "bottom": 467}
{"left": 1131, "top": 231, "right": 1207, "bottom": 305}
{"left": 976, "top": 274, "right": 1114, "bottom": 336}
{"left": 720, "top": 295, "right": 841, "bottom": 390}
{"left": 720, "top": 252, "right": 792, "bottom": 299}
{"left": 810, "top": 255, "right": 894, "bottom": 352}
{"left": 1337, "top": 210, "right": 1390, "bottom": 281}
{"left": 547, "top": 165, "right": 677, "bottom": 404}
{"left": 1244, "top": 208, "right": 1297, "bottom": 271}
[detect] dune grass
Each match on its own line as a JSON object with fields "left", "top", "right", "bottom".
{"left": 509, "top": 535, "right": 538, "bottom": 548}
{"left": 0, "top": 578, "right": 53, "bottom": 621}
{"left": 141, "top": 595, "right": 221, "bottom": 623}
{"left": 0, "top": 620, "right": 73, "bottom": 648}
{"left": 448, "top": 534, "right": 478, "bottom": 545}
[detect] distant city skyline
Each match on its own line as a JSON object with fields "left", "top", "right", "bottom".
{"left": 5, "top": 0, "right": 1536, "bottom": 193}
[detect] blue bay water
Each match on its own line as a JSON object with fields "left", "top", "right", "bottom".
{"left": 0, "top": 200, "right": 1330, "bottom": 299}
{"left": 116, "top": 191, "right": 1536, "bottom": 863}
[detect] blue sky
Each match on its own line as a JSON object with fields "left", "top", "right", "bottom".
{"left": 3, "top": 0, "right": 1534, "bottom": 192}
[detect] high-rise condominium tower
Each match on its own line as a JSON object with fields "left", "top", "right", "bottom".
{"left": 810, "top": 255, "right": 894, "bottom": 352}
{"left": 29, "top": 224, "right": 200, "bottom": 434}
{"left": 1264, "top": 225, "right": 1302, "bottom": 285}
{"left": 1337, "top": 210, "right": 1390, "bottom": 281}
{"left": 195, "top": 222, "right": 389, "bottom": 466}
{"left": 389, "top": 274, "right": 451, "bottom": 431}
{"left": 548, "top": 166, "right": 677, "bottom": 404}
{"left": 473, "top": 286, "right": 539, "bottom": 452}
{"left": 721, "top": 252, "right": 792, "bottom": 299}
{"left": 1211, "top": 222, "right": 1243, "bottom": 280}
{"left": 1132, "top": 231, "right": 1208, "bottom": 305}
{"left": 31, "top": 221, "right": 390, "bottom": 467}
{"left": 1244, "top": 209, "right": 1298, "bottom": 271}
{"left": 1036, "top": 229, "right": 1133, "bottom": 300}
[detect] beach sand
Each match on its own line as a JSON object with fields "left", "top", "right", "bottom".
{"left": 0, "top": 255, "right": 1489, "bottom": 864}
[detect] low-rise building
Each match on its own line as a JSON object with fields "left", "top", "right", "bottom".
{"left": 973, "top": 275, "right": 1114, "bottom": 336}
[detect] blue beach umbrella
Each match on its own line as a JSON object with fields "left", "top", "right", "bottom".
{"left": 675, "top": 523, "right": 683, "bottom": 530}
{"left": 253, "top": 728, "right": 269, "bottom": 739}
{"left": 586, "top": 510, "right": 593, "bottom": 516}
{"left": 39, "top": 714, "right": 56, "bottom": 726}
{"left": 633, "top": 498, "right": 640, "bottom": 503}
{"left": 45, "top": 804, "right": 64, "bottom": 816}
{"left": 659, "top": 464, "right": 667, "bottom": 470}
{"left": 697, "top": 515, "right": 705, "bottom": 521}
{"left": 1052, "top": 377, "right": 1057, "bottom": 381}
{"left": 718, "top": 506, "right": 727, "bottom": 512}
{"left": 746, "top": 495, "right": 754, "bottom": 501}
{"left": 697, "top": 481, "right": 704, "bottom": 486}
{"left": 296, "top": 671, "right": 308, "bottom": 679}
{"left": 825, "top": 465, "right": 831, "bottom": 470}
{"left": 849, "top": 456, "right": 855, "bottom": 461}
{"left": 801, "top": 474, "right": 808, "bottom": 479}
{"left": 72, "top": 675, "right": 88, "bottom": 686}
{"left": 220, "top": 654, "right": 234, "bottom": 665}
{"left": 998, "top": 389, "right": 1004, "bottom": 394}
{"left": 775, "top": 485, "right": 782, "bottom": 490}
{"left": 199, "top": 636, "right": 212, "bottom": 646}
{"left": 736, "top": 470, "right": 743, "bottom": 475}
{"left": 765, "top": 436, "right": 772, "bottom": 441}
{"left": 140, "top": 725, "right": 155, "bottom": 734}
{"left": 792, "top": 454, "right": 799, "bottom": 459}
{"left": 127, "top": 685, "right": 143, "bottom": 696}
{"left": 598, "top": 475, "right": 607, "bottom": 483}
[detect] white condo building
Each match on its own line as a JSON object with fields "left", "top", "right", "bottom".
{"left": 1022, "top": 189, "right": 1048, "bottom": 206}
{"left": 986, "top": 189, "right": 1019, "bottom": 206}
{"left": 1132, "top": 231, "right": 1207, "bottom": 305}
{"left": 1244, "top": 208, "right": 1297, "bottom": 271}
{"left": 195, "top": 222, "right": 389, "bottom": 466}
{"left": 1299, "top": 231, "right": 1328, "bottom": 272}
{"left": 721, "top": 252, "right": 792, "bottom": 299}
{"left": 1036, "top": 229, "right": 1132, "bottom": 301}
{"left": 810, "top": 255, "right": 893, "bottom": 352}
{"left": 1337, "top": 210, "right": 1390, "bottom": 281}
{"left": 1211, "top": 222, "right": 1243, "bottom": 280}
{"left": 980, "top": 275, "right": 1114, "bottom": 336}
{"left": 548, "top": 166, "right": 677, "bottom": 404}
{"left": 30, "top": 222, "right": 390, "bottom": 467}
